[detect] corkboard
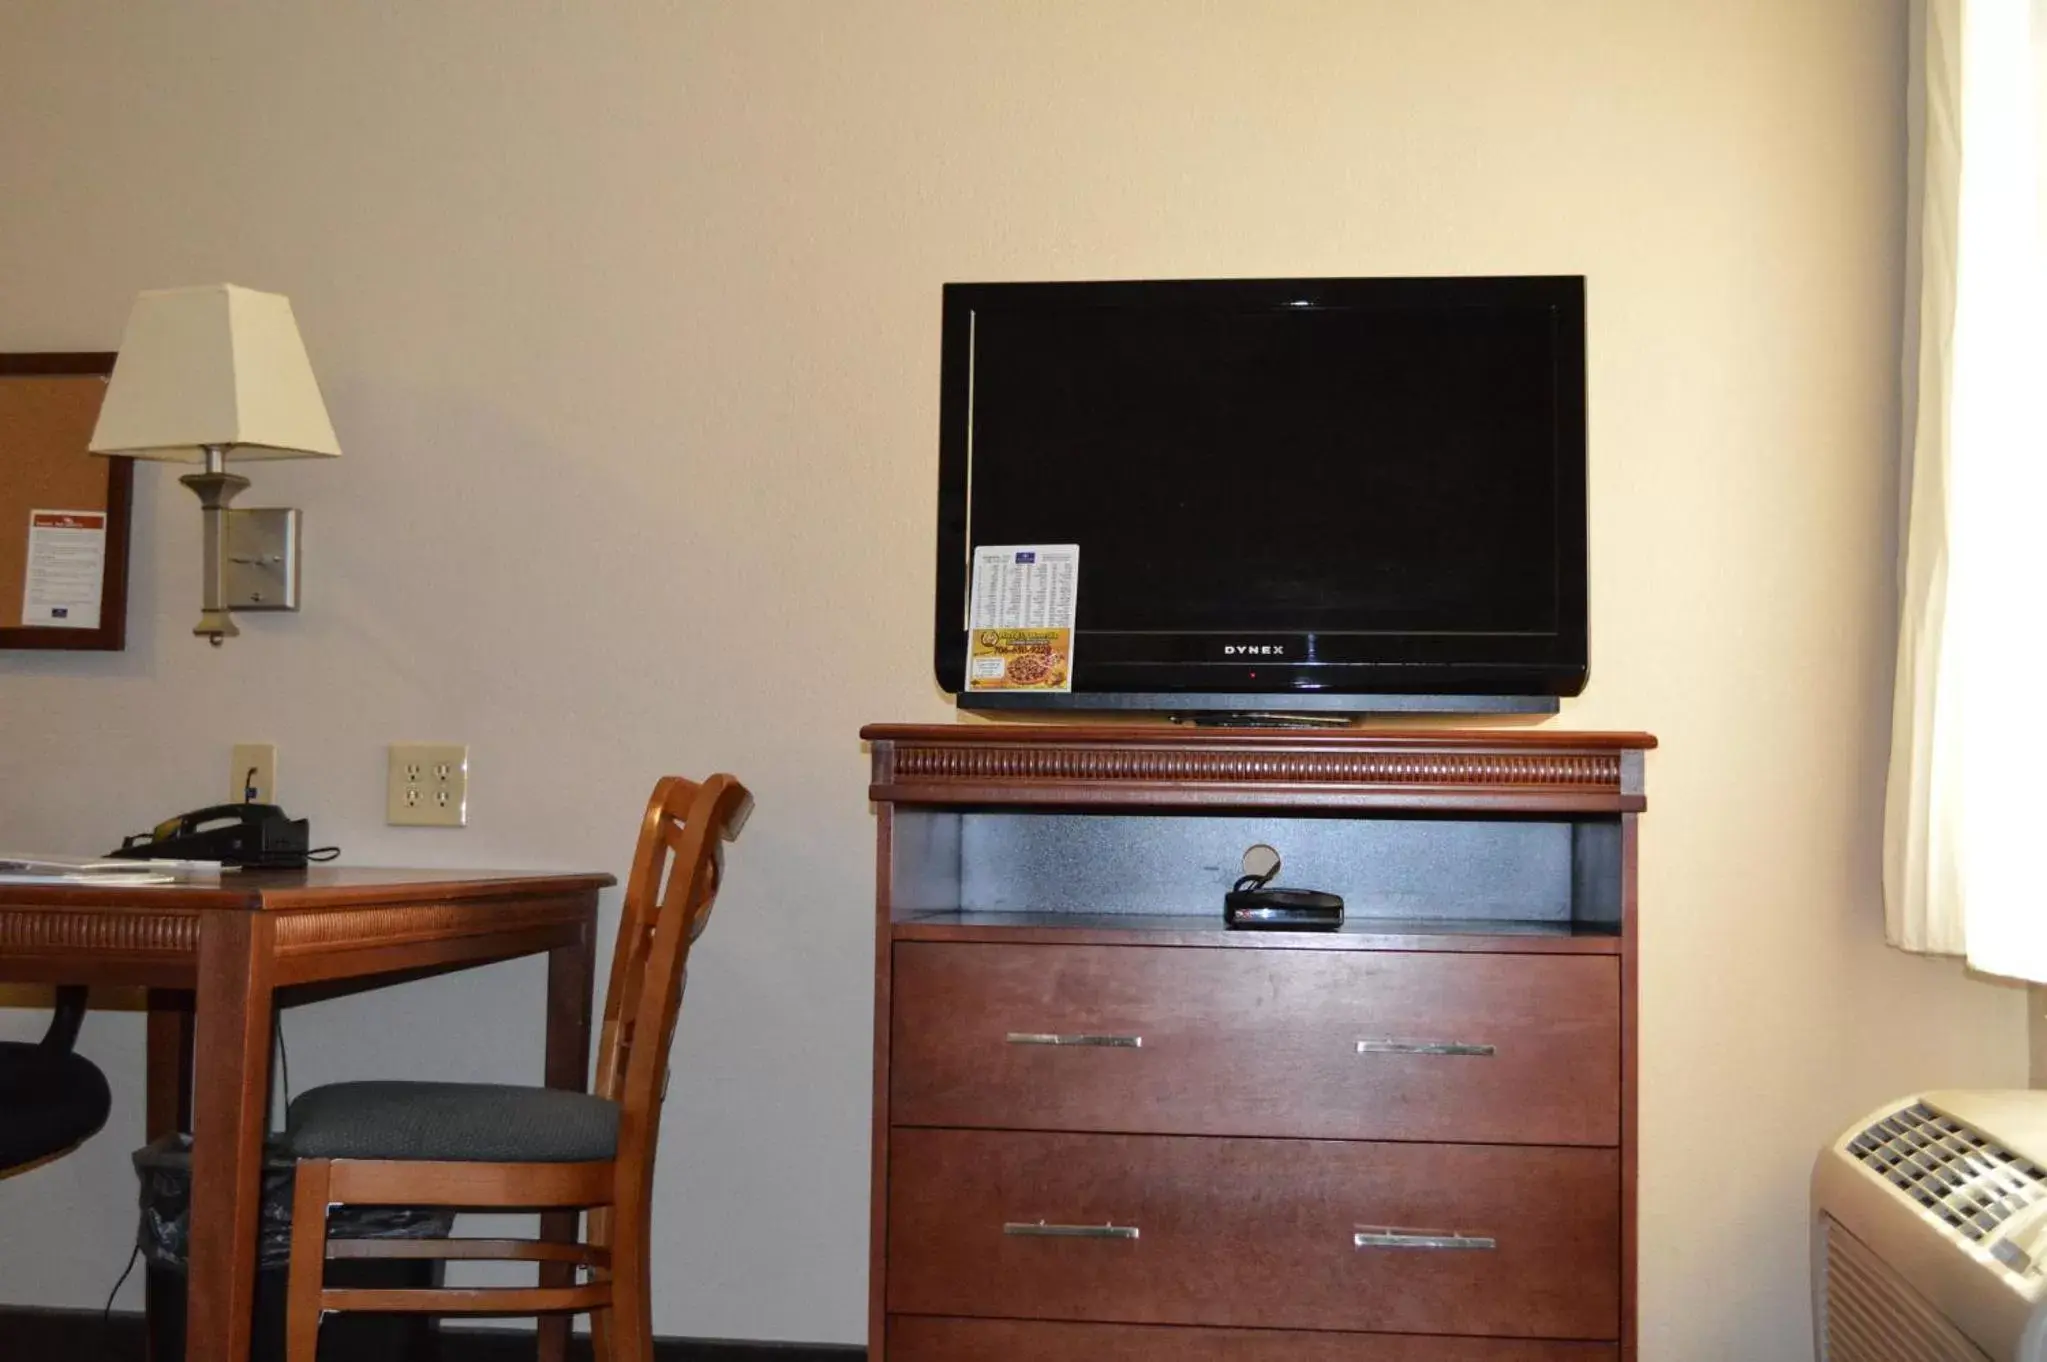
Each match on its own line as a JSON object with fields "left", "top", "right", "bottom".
{"left": 0, "top": 354, "right": 131, "bottom": 650}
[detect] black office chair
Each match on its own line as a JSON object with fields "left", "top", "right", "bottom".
{"left": 0, "top": 986, "right": 112, "bottom": 1176}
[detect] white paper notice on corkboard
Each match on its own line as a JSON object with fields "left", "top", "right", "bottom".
{"left": 21, "top": 509, "right": 106, "bottom": 628}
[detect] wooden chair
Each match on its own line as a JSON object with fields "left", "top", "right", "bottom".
{"left": 282, "top": 774, "right": 753, "bottom": 1361}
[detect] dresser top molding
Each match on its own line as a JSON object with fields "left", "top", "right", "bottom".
{"left": 863, "top": 723, "right": 1656, "bottom": 814}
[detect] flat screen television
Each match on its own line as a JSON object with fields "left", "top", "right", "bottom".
{"left": 933, "top": 275, "right": 1588, "bottom": 716}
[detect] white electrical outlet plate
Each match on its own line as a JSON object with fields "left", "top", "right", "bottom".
{"left": 231, "top": 743, "right": 278, "bottom": 804}
{"left": 387, "top": 743, "right": 468, "bottom": 827}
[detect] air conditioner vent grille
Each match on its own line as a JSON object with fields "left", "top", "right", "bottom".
{"left": 1849, "top": 1101, "right": 2047, "bottom": 1242}
{"left": 1821, "top": 1216, "right": 1992, "bottom": 1362}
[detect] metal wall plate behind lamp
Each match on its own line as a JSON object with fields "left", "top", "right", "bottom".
{"left": 86, "top": 284, "right": 339, "bottom": 644}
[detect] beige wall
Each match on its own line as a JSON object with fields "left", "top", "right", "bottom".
{"left": 2035, "top": 989, "right": 2047, "bottom": 1087}
{"left": 0, "top": 1, "right": 2027, "bottom": 1353}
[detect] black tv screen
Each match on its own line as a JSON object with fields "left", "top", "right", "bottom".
{"left": 934, "top": 276, "right": 1587, "bottom": 713}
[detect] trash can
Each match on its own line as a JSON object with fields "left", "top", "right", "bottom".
{"left": 135, "top": 1135, "right": 451, "bottom": 1362}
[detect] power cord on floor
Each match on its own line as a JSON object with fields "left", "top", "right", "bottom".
{"left": 276, "top": 1013, "right": 292, "bottom": 1112}
{"left": 101, "top": 1243, "right": 139, "bottom": 1360}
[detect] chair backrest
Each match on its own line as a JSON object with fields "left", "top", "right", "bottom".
{"left": 592, "top": 774, "right": 752, "bottom": 1181}
{"left": 41, "top": 985, "right": 88, "bottom": 1052}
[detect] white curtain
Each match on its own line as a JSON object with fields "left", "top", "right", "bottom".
{"left": 1885, "top": 0, "right": 2047, "bottom": 981}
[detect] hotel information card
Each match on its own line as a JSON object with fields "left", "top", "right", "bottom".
{"left": 966, "top": 543, "right": 1077, "bottom": 693}
{"left": 21, "top": 509, "right": 107, "bottom": 629}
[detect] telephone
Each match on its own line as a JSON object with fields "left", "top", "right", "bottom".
{"left": 107, "top": 803, "right": 313, "bottom": 869}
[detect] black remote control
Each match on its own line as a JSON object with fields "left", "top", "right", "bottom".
{"left": 1224, "top": 886, "right": 1344, "bottom": 931}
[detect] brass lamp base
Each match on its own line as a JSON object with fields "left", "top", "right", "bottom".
{"left": 179, "top": 446, "right": 250, "bottom": 646}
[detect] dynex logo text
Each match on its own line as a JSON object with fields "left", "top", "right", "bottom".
{"left": 1223, "top": 644, "right": 1287, "bottom": 657}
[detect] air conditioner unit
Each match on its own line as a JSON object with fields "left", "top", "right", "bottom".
{"left": 1814, "top": 1091, "right": 2047, "bottom": 1361}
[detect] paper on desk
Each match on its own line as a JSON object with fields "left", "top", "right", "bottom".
{"left": 0, "top": 853, "right": 199, "bottom": 886}
{"left": 0, "top": 870, "right": 182, "bottom": 885}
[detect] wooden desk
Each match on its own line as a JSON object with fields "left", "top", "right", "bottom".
{"left": 0, "top": 866, "right": 614, "bottom": 1362}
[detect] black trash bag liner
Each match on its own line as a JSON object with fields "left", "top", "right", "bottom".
{"left": 134, "top": 1134, "right": 454, "bottom": 1272}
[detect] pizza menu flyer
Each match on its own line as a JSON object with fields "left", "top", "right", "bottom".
{"left": 965, "top": 544, "right": 1077, "bottom": 692}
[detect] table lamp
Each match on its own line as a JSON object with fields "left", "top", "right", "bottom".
{"left": 88, "top": 284, "right": 341, "bottom": 645}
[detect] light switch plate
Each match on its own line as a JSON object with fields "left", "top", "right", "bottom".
{"left": 224, "top": 508, "right": 301, "bottom": 611}
{"left": 387, "top": 744, "right": 468, "bottom": 827}
{"left": 231, "top": 743, "right": 277, "bottom": 804}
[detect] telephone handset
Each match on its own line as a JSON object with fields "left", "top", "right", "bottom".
{"left": 107, "top": 802, "right": 313, "bottom": 869}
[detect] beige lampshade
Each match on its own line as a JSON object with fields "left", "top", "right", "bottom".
{"left": 88, "top": 284, "right": 341, "bottom": 463}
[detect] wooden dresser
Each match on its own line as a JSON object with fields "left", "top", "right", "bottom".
{"left": 864, "top": 724, "right": 1654, "bottom": 1362}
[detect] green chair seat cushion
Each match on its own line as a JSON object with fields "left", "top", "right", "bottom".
{"left": 285, "top": 1081, "right": 619, "bottom": 1164}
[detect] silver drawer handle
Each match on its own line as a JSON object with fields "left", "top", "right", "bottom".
{"left": 1007, "top": 1032, "right": 1143, "bottom": 1048}
{"left": 1356, "top": 1039, "right": 1495, "bottom": 1057}
{"left": 1004, "top": 1221, "right": 1140, "bottom": 1240}
{"left": 1354, "top": 1226, "right": 1496, "bottom": 1251}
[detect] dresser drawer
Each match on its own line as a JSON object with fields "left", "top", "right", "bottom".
{"left": 891, "top": 943, "right": 1618, "bottom": 1145}
{"left": 886, "top": 1129, "right": 1620, "bottom": 1338}
{"left": 888, "top": 1317, "right": 1621, "bottom": 1361}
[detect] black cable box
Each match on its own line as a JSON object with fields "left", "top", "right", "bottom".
{"left": 1224, "top": 887, "right": 1344, "bottom": 931}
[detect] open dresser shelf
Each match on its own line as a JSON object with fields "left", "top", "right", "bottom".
{"left": 893, "top": 911, "right": 1623, "bottom": 954}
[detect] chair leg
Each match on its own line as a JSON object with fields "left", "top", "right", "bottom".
{"left": 286, "top": 1159, "right": 333, "bottom": 1362}
{"left": 586, "top": 1204, "right": 615, "bottom": 1362}
{"left": 608, "top": 1201, "right": 654, "bottom": 1362}
{"left": 536, "top": 1205, "right": 584, "bottom": 1362}
{"left": 537, "top": 1309, "right": 569, "bottom": 1362}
